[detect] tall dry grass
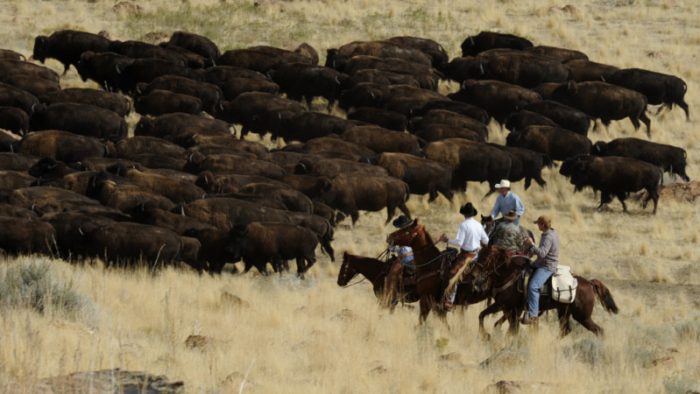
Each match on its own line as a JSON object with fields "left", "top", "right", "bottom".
{"left": 0, "top": 0, "right": 699, "bottom": 392}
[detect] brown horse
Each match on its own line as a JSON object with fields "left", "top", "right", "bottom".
{"left": 337, "top": 252, "right": 418, "bottom": 305}
{"left": 470, "top": 246, "right": 619, "bottom": 337}
{"left": 386, "top": 219, "right": 460, "bottom": 323}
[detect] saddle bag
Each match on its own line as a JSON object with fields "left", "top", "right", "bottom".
{"left": 551, "top": 265, "right": 578, "bottom": 304}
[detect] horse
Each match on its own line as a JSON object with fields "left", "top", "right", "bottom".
{"left": 337, "top": 252, "right": 418, "bottom": 305}
{"left": 470, "top": 246, "right": 619, "bottom": 337}
{"left": 386, "top": 219, "right": 460, "bottom": 323}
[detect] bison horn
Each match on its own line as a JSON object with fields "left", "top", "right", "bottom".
{"left": 334, "top": 76, "right": 340, "bottom": 85}
{"left": 180, "top": 205, "right": 185, "bottom": 216}
{"left": 78, "top": 227, "right": 84, "bottom": 236}
{"left": 115, "top": 63, "right": 122, "bottom": 74}
{"left": 479, "top": 61, "right": 485, "bottom": 75}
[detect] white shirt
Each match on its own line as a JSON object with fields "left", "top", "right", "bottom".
{"left": 448, "top": 217, "right": 489, "bottom": 252}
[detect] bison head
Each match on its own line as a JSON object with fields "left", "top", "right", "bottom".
{"left": 591, "top": 141, "right": 607, "bottom": 155}
{"left": 295, "top": 43, "right": 319, "bottom": 65}
{"left": 32, "top": 36, "right": 48, "bottom": 62}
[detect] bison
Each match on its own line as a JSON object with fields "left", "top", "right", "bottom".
{"left": 32, "top": 30, "right": 111, "bottom": 73}
{"left": 461, "top": 31, "right": 533, "bottom": 56}
{"left": 375, "top": 152, "right": 453, "bottom": 201}
{"left": 592, "top": 138, "right": 689, "bottom": 182}
{"left": 605, "top": 68, "right": 689, "bottom": 120}
{"left": 506, "top": 125, "right": 592, "bottom": 161}
{"left": 30, "top": 103, "right": 128, "bottom": 142}
{"left": 40, "top": 88, "right": 131, "bottom": 117}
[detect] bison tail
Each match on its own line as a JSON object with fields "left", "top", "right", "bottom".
{"left": 590, "top": 279, "right": 619, "bottom": 314}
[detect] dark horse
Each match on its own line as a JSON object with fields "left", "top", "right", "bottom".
{"left": 337, "top": 252, "right": 418, "bottom": 305}
{"left": 471, "top": 246, "right": 619, "bottom": 336}
{"left": 386, "top": 219, "right": 461, "bottom": 323}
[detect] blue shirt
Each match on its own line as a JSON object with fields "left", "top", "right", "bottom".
{"left": 390, "top": 245, "right": 414, "bottom": 268}
{"left": 490, "top": 192, "right": 525, "bottom": 219}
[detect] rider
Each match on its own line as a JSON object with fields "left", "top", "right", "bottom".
{"left": 490, "top": 180, "right": 525, "bottom": 225}
{"left": 438, "top": 202, "right": 489, "bottom": 309}
{"left": 385, "top": 215, "right": 415, "bottom": 305}
{"left": 522, "top": 215, "right": 560, "bottom": 325}
{"left": 489, "top": 210, "right": 530, "bottom": 255}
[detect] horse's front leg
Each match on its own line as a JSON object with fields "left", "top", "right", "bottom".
{"left": 478, "top": 302, "right": 503, "bottom": 340}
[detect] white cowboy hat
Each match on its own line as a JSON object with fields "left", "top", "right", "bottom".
{"left": 495, "top": 179, "right": 511, "bottom": 189}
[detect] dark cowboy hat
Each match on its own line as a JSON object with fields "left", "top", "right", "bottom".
{"left": 392, "top": 215, "right": 413, "bottom": 229}
{"left": 502, "top": 210, "right": 518, "bottom": 221}
{"left": 459, "top": 202, "right": 478, "bottom": 217}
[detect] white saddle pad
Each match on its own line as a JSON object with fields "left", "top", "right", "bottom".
{"left": 551, "top": 265, "right": 578, "bottom": 303}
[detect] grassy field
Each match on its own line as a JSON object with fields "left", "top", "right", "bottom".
{"left": 1, "top": 0, "right": 700, "bottom": 392}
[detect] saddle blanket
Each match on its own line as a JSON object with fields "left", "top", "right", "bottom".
{"left": 551, "top": 265, "right": 578, "bottom": 303}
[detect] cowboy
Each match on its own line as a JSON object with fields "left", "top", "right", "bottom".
{"left": 385, "top": 215, "right": 415, "bottom": 305}
{"left": 522, "top": 215, "right": 560, "bottom": 325}
{"left": 489, "top": 210, "right": 529, "bottom": 255}
{"left": 438, "top": 202, "right": 489, "bottom": 309}
{"left": 490, "top": 179, "right": 525, "bottom": 225}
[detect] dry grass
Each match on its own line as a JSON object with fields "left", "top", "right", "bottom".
{"left": 1, "top": 0, "right": 700, "bottom": 392}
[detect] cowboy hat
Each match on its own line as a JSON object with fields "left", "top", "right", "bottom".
{"left": 392, "top": 215, "right": 413, "bottom": 229}
{"left": 459, "top": 202, "right": 478, "bottom": 217}
{"left": 495, "top": 179, "right": 511, "bottom": 189}
{"left": 502, "top": 210, "right": 518, "bottom": 221}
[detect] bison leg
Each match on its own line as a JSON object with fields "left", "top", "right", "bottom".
{"left": 398, "top": 202, "right": 411, "bottom": 220}
{"left": 524, "top": 177, "right": 532, "bottom": 190}
{"left": 598, "top": 192, "right": 612, "bottom": 211}
{"left": 639, "top": 111, "right": 652, "bottom": 137}
{"left": 386, "top": 204, "right": 397, "bottom": 224}
{"left": 616, "top": 193, "right": 628, "bottom": 213}
{"left": 321, "top": 239, "right": 335, "bottom": 262}
{"left": 428, "top": 188, "right": 439, "bottom": 202}
{"left": 642, "top": 186, "right": 660, "bottom": 214}
{"left": 677, "top": 99, "right": 690, "bottom": 121}
{"left": 295, "top": 257, "right": 307, "bottom": 278}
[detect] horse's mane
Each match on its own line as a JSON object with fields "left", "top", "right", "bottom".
{"left": 479, "top": 246, "right": 509, "bottom": 270}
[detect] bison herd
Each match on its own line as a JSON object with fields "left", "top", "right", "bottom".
{"left": 0, "top": 29, "right": 692, "bottom": 275}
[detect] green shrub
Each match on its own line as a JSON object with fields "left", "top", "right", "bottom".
{"left": 0, "top": 261, "right": 92, "bottom": 318}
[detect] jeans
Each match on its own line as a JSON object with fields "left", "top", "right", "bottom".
{"left": 527, "top": 267, "right": 554, "bottom": 318}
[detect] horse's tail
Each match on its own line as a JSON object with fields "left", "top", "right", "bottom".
{"left": 590, "top": 279, "right": 619, "bottom": 314}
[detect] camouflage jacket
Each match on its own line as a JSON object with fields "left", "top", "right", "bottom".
{"left": 489, "top": 222, "right": 529, "bottom": 253}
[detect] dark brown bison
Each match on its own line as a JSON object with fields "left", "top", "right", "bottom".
{"left": 213, "top": 77, "right": 280, "bottom": 101}
{"left": 0, "top": 49, "right": 25, "bottom": 61}
{"left": 293, "top": 136, "right": 376, "bottom": 162}
{"left": 113, "top": 166, "right": 206, "bottom": 203}
{"left": 416, "top": 100, "right": 490, "bottom": 124}
{"left": 114, "top": 58, "right": 198, "bottom": 93}
{"left": 277, "top": 112, "right": 357, "bottom": 143}
{"left": 342, "top": 125, "right": 423, "bottom": 155}
{"left": 447, "top": 52, "right": 569, "bottom": 87}
{"left": 9, "top": 186, "right": 101, "bottom": 215}
{"left": 0, "top": 170, "right": 34, "bottom": 190}
{"left": 217, "top": 92, "right": 305, "bottom": 139}
{"left": 461, "top": 31, "right": 533, "bottom": 56}
{"left": 450, "top": 79, "right": 542, "bottom": 123}
{"left": 280, "top": 174, "right": 333, "bottom": 200}
{"left": 0, "top": 216, "right": 55, "bottom": 256}
{"left": 319, "top": 173, "right": 410, "bottom": 224}
{"left": 229, "top": 222, "right": 319, "bottom": 275}
{"left": 86, "top": 172, "right": 176, "bottom": 213}
{"left": 491, "top": 145, "right": 554, "bottom": 190}
{"left": 49, "top": 211, "right": 187, "bottom": 266}
{"left": 338, "top": 82, "right": 389, "bottom": 110}
{"left": 424, "top": 139, "right": 512, "bottom": 192}
{"left": 605, "top": 68, "right": 689, "bottom": 120}
{"left": 269, "top": 63, "right": 348, "bottom": 109}
{"left": 238, "top": 183, "right": 314, "bottom": 214}
{"left": 114, "top": 136, "right": 186, "bottom": 160}
{"left": 564, "top": 59, "right": 619, "bottom": 82}
{"left": 295, "top": 157, "right": 387, "bottom": 178}
{"left": 376, "top": 152, "right": 453, "bottom": 201}
{"left": 504, "top": 110, "right": 558, "bottom": 132}
{"left": 0, "top": 73, "right": 60, "bottom": 97}
{"left": 411, "top": 123, "right": 484, "bottom": 143}
{"left": 40, "top": 88, "right": 131, "bottom": 117}
{"left": 136, "top": 75, "right": 223, "bottom": 114}
{"left": 592, "top": 138, "right": 689, "bottom": 182}
{"left": 32, "top": 30, "right": 111, "bottom": 73}
{"left": 108, "top": 40, "right": 187, "bottom": 65}
{"left": 345, "top": 69, "right": 421, "bottom": 88}
{"left": 0, "top": 82, "right": 40, "bottom": 115}
{"left": 196, "top": 171, "right": 286, "bottom": 194}
{"left": 0, "top": 203, "right": 38, "bottom": 220}
{"left": 523, "top": 100, "right": 591, "bottom": 135}
{"left": 326, "top": 41, "right": 432, "bottom": 70}
{"left": 186, "top": 153, "right": 286, "bottom": 179}
{"left": 134, "top": 112, "right": 231, "bottom": 141}
{"left": 0, "top": 59, "right": 59, "bottom": 83}
{"left": 347, "top": 107, "right": 408, "bottom": 131}
{"left": 135, "top": 89, "right": 203, "bottom": 116}
{"left": 340, "top": 56, "right": 442, "bottom": 90}
{"left": 0, "top": 106, "right": 29, "bottom": 133}
{"left": 385, "top": 36, "right": 449, "bottom": 71}
{"left": 559, "top": 155, "right": 662, "bottom": 213}
{"left": 184, "top": 135, "right": 268, "bottom": 158}
{"left": 524, "top": 45, "right": 588, "bottom": 62}
{"left": 408, "top": 109, "right": 488, "bottom": 140}
{"left": 131, "top": 204, "right": 217, "bottom": 235}
{"left": 30, "top": 103, "right": 128, "bottom": 142}
{"left": 551, "top": 81, "right": 651, "bottom": 136}
{"left": 74, "top": 51, "right": 134, "bottom": 92}
{"left": 19, "top": 130, "right": 111, "bottom": 163}
{"left": 167, "top": 31, "right": 221, "bottom": 65}
{"left": 506, "top": 125, "right": 592, "bottom": 161}
{"left": 0, "top": 152, "right": 39, "bottom": 171}
{"left": 201, "top": 65, "right": 270, "bottom": 85}
{"left": 218, "top": 47, "right": 312, "bottom": 73}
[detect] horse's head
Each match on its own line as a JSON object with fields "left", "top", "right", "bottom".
{"left": 470, "top": 246, "right": 510, "bottom": 293}
{"left": 337, "top": 252, "right": 358, "bottom": 286}
{"left": 386, "top": 218, "right": 423, "bottom": 247}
